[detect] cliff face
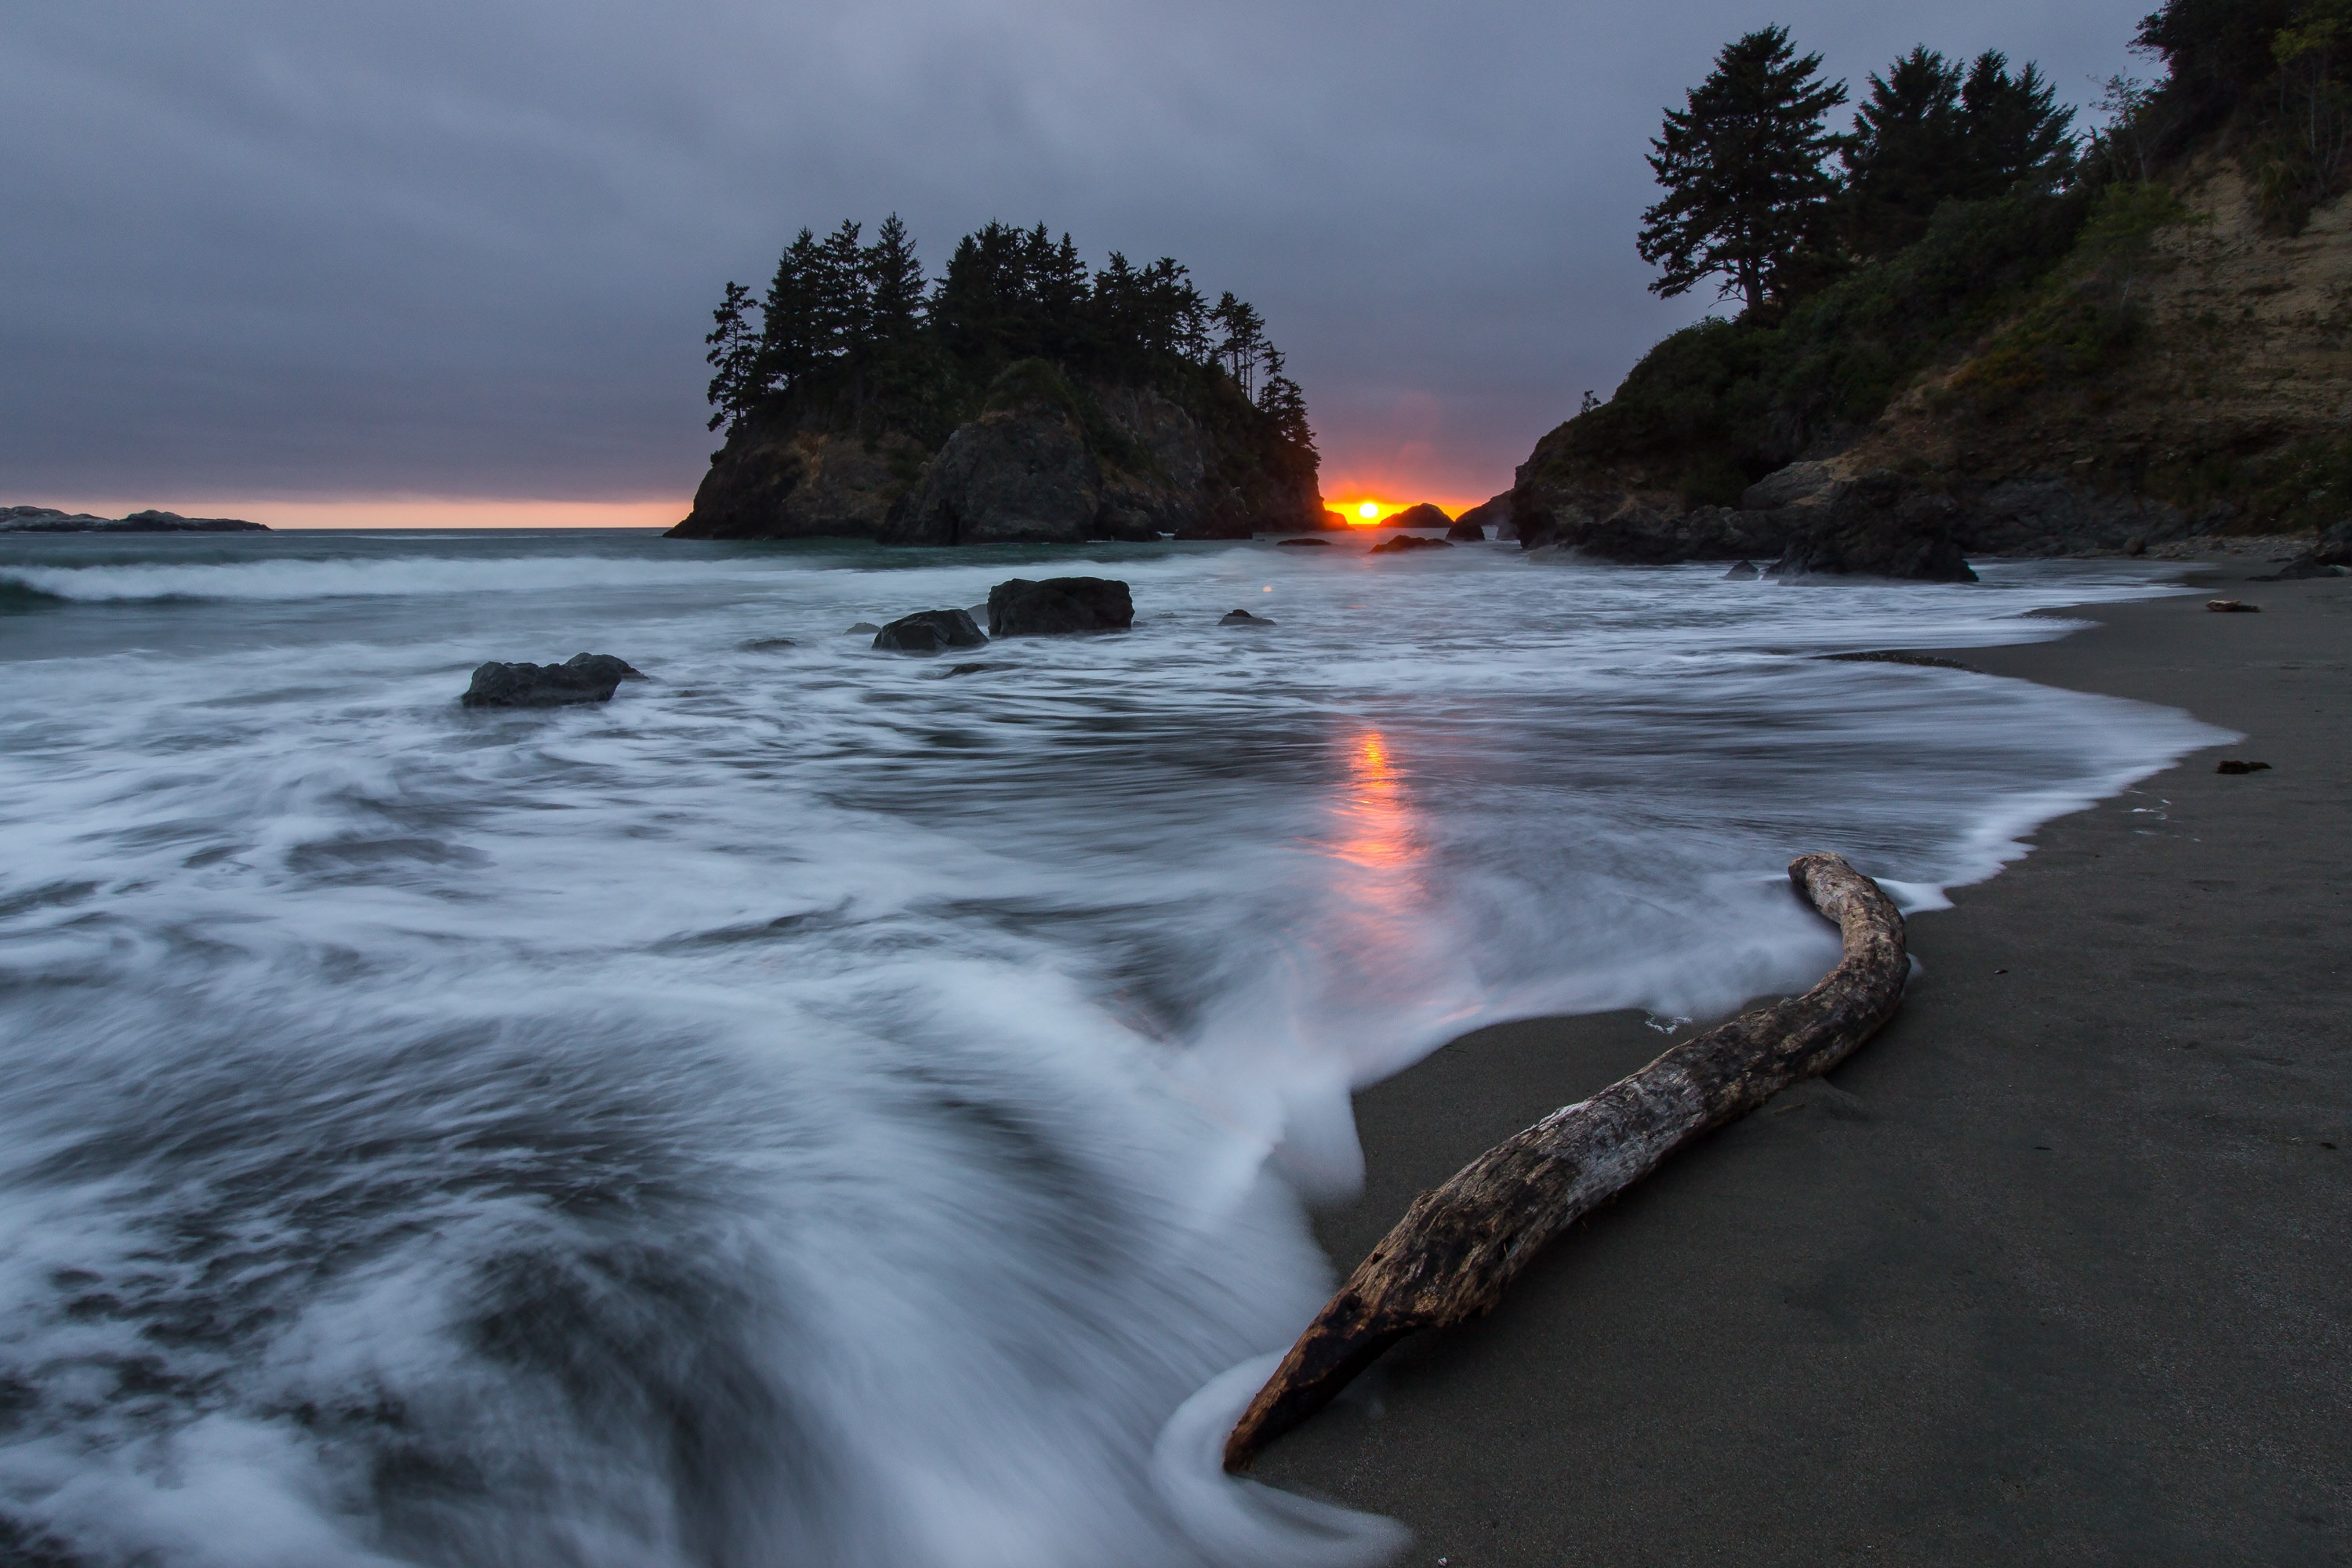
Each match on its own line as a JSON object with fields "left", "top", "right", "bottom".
{"left": 672, "top": 363, "right": 1323, "bottom": 543}
{"left": 1836, "top": 159, "right": 2352, "bottom": 551}
{"left": 1508, "top": 158, "right": 2352, "bottom": 572}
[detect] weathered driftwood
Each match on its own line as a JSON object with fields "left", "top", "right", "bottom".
{"left": 1223, "top": 851, "right": 1907, "bottom": 1472}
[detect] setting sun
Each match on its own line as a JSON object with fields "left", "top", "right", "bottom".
{"left": 1357, "top": 502, "right": 1379, "bottom": 520}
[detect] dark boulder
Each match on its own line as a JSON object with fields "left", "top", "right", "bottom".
{"left": 1724, "top": 559, "right": 1760, "bottom": 579}
{"left": 1769, "top": 471, "right": 1977, "bottom": 583}
{"left": 986, "top": 577, "right": 1133, "bottom": 636}
{"left": 1276, "top": 537, "right": 1331, "bottom": 547}
{"left": 462, "top": 653, "right": 645, "bottom": 708}
{"left": 2261, "top": 520, "right": 2352, "bottom": 579}
{"left": 1446, "top": 519, "right": 1487, "bottom": 541}
{"left": 873, "top": 609, "right": 987, "bottom": 654}
{"left": 742, "top": 637, "right": 798, "bottom": 651}
{"left": 1219, "top": 608, "right": 1276, "bottom": 626}
{"left": 1370, "top": 534, "right": 1452, "bottom": 554}
{"left": 1385, "top": 503, "right": 1454, "bottom": 531}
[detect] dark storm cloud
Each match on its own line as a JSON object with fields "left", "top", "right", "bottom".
{"left": 2, "top": 0, "right": 2152, "bottom": 505}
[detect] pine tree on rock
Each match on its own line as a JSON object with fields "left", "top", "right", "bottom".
{"left": 703, "top": 281, "right": 764, "bottom": 432}
{"left": 1637, "top": 25, "right": 1848, "bottom": 315}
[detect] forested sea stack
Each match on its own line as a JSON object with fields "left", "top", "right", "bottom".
{"left": 671, "top": 219, "right": 1325, "bottom": 543}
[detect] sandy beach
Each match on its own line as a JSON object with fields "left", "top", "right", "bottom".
{"left": 1258, "top": 558, "right": 2352, "bottom": 1565}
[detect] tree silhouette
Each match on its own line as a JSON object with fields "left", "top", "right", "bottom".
{"left": 1638, "top": 25, "right": 1848, "bottom": 314}
{"left": 703, "top": 281, "right": 763, "bottom": 432}
{"left": 1842, "top": 48, "right": 1968, "bottom": 259}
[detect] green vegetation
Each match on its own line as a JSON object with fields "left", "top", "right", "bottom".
{"left": 1544, "top": 188, "right": 2092, "bottom": 502}
{"left": 700, "top": 216, "right": 1312, "bottom": 491}
{"left": 1532, "top": 3, "right": 2342, "bottom": 506}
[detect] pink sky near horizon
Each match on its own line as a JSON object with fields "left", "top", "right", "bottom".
{"left": 38, "top": 481, "right": 1497, "bottom": 530}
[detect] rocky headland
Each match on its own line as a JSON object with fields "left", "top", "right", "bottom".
{"left": 2, "top": 506, "right": 267, "bottom": 533}
{"left": 1507, "top": 24, "right": 2352, "bottom": 579}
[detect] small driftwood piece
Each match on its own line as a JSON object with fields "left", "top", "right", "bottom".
{"left": 1223, "top": 851, "right": 1907, "bottom": 1472}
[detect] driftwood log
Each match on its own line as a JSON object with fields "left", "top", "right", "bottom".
{"left": 1224, "top": 851, "right": 1907, "bottom": 1471}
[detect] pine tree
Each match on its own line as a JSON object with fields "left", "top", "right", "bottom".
{"left": 1210, "top": 292, "right": 1268, "bottom": 397}
{"left": 814, "top": 220, "right": 872, "bottom": 365}
{"left": 703, "top": 281, "right": 764, "bottom": 432}
{"left": 1637, "top": 26, "right": 1849, "bottom": 314}
{"left": 757, "top": 228, "right": 824, "bottom": 391}
{"left": 1842, "top": 47, "right": 1968, "bottom": 259}
{"left": 864, "top": 214, "right": 926, "bottom": 343}
{"left": 1958, "top": 53, "right": 2076, "bottom": 193}
{"left": 1256, "top": 347, "right": 1315, "bottom": 459}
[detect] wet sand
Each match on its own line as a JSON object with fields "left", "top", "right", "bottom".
{"left": 1257, "top": 561, "right": 2352, "bottom": 1565}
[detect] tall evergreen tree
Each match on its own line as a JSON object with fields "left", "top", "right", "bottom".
{"left": 1255, "top": 346, "right": 1315, "bottom": 459}
{"left": 758, "top": 227, "right": 824, "bottom": 390}
{"left": 1210, "top": 292, "right": 1268, "bottom": 397}
{"left": 863, "top": 213, "right": 926, "bottom": 343}
{"left": 1637, "top": 25, "right": 1849, "bottom": 314}
{"left": 1958, "top": 52, "right": 2076, "bottom": 192}
{"left": 813, "top": 220, "right": 872, "bottom": 365}
{"left": 703, "top": 281, "right": 763, "bottom": 432}
{"left": 1842, "top": 48, "right": 1967, "bottom": 258}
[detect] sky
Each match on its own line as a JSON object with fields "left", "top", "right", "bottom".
{"left": 2, "top": 0, "right": 2156, "bottom": 525}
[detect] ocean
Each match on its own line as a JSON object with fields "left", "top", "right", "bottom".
{"left": 0, "top": 529, "right": 2227, "bottom": 1566}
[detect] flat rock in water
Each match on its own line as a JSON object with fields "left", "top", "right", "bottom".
{"left": 2216, "top": 759, "right": 2272, "bottom": 774}
{"left": 463, "top": 653, "right": 645, "bottom": 708}
{"left": 1220, "top": 609, "right": 1276, "bottom": 626}
{"left": 986, "top": 577, "right": 1133, "bottom": 636}
{"left": 742, "top": 637, "right": 798, "bottom": 651}
{"left": 874, "top": 609, "right": 986, "bottom": 654}
{"left": 1276, "top": 537, "right": 1331, "bottom": 547}
{"left": 2206, "top": 599, "right": 2260, "bottom": 612}
{"left": 1370, "top": 534, "right": 1452, "bottom": 554}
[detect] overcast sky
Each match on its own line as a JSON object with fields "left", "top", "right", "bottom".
{"left": 3, "top": 0, "right": 2152, "bottom": 521}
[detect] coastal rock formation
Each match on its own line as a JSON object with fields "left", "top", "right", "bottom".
{"left": 873, "top": 609, "right": 986, "bottom": 654}
{"left": 2, "top": 506, "right": 267, "bottom": 534}
{"left": 1370, "top": 534, "right": 1451, "bottom": 554}
{"left": 1383, "top": 503, "right": 1453, "bottom": 531}
{"left": 985, "top": 576, "right": 1133, "bottom": 636}
{"left": 1276, "top": 537, "right": 1331, "bottom": 547}
{"left": 1445, "top": 519, "right": 1487, "bottom": 541}
{"left": 675, "top": 361, "right": 1322, "bottom": 543}
{"left": 1219, "top": 608, "right": 1275, "bottom": 626}
{"left": 1515, "top": 490, "right": 1791, "bottom": 564}
{"left": 886, "top": 395, "right": 1105, "bottom": 546}
{"left": 462, "top": 653, "right": 645, "bottom": 708}
{"left": 1762, "top": 470, "right": 1978, "bottom": 583}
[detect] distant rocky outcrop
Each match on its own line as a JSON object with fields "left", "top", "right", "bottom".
{"left": 1383, "top": 503, "right": 1453, "bottom": 531}
{"left": 1276, "top": 537, "right": 1331, "bottom": 547}
{"left": 2, "top": 506, "right": 267, "bottom": 533}
{"left": 1445, "top": 518, "right": 1487, "bottom": 541}
{"left": 873, "top": 609, "right": 986, "bottom": 654}
{"left": 1370, "top": 534, "right": 1452, "bottom": 554}
{"left": 462, "top": 654, "right": 644, "bottom": 708}
{"left": 985, "top": 576, "right": 1132, "bottom": 636}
